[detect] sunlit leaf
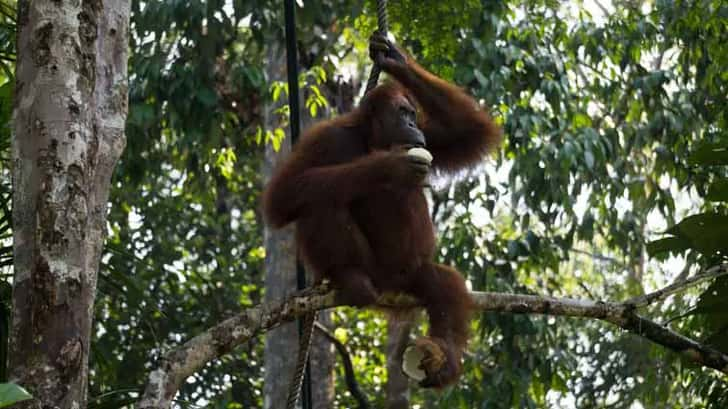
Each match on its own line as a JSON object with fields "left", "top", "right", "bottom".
{"left": 0, "top": 383, "right": 32, "bottom": 407}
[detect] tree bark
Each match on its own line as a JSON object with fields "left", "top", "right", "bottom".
{"left": 385, "top": 320, "right": 413, "bottom": 409}
{"left": 300, "top": 78, "right": 350, "bottom": 409}
{"left": 262, "top": 40, "right": 300, "bottom": 409}
{"left": 262, "top": 61, "right": 338, "bottom": 409}
{"left": 9, "top": 1, "right": 129, "bottom": 408}
{"left": 262, "top": 37, "right": 351, "bottom": 409}
{"left": 309, "top": 311, "right": 335, "bottom": 408}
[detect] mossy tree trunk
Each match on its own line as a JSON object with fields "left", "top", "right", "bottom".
{"left": 9, "top": 1, "right": 129, "bottom": 407}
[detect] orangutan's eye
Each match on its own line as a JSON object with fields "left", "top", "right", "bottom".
{"left": 399, "top": 106, "right": 415, "bottom": 119}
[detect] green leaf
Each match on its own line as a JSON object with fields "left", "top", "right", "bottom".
{"left": 272, "top": 83, "right": 281, "bottom": 101}
{"left": 688, "top": 143, "right": 728, "bottom": 166}
{"left": 128, "top": 104, "right": 154, "bottom": 126}
{"left": 0, "top": 81, "right": 13, "bottom": 126}
{"left": 694, "top": 277, "right": 728, "bottom": 353}
{"left": 196, "top": 87, "right": 218, "bottom": 107}
{"left": 473, "top": 69, "right": 487, "bottom": 87}
{"left": 551, "top": 373, "right": 568, "bottom": 393}
{"left": 695, "top": 277, "right": 728, "bottom": 313}
{"left": 584, "top": 149, "right": 595, "bottom": 170}
{"left": 0, "top": 383, "right": 33, "bottom": 407}
{"left": 664, "top": 213, "right": 728, "bottom": 256}
{"left": 524, "top": 230, "right": 540, "bottom": 252}
{"left": 572, "top": 113, "right": 591, "bottom": 128}
{"left": 272, "top": 128, "right": 284, "bottom": 152}
{"left": 646, "top": 236, "right": 691, "bottom": 258}
{"left": 507, "top": 240, "right": 520, "bottom": 258}
{"left": 705, "top": 179, "right": 728, "bottom": 202}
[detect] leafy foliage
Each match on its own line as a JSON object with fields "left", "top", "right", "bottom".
{"left": 0, "top": 0, "right": 726, "bottom": 407}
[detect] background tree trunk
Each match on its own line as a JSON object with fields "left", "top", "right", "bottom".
{"left": 262, "top": 141, "right": 299, "bottom": 409}
{"left": 262, "top": 39, "right": 344, "bottom": 409}
{"left": 309, "top": 314, "right": 335, "bottom": 408}
{"left": 262, "top": 40, "right": 305, "bottom": 409}
{"left": 300, "top": 88, "right": 338, "bottom": 409}
{"left": 9, "top": 1, "right": 129, "bottom": 408}
{"left": 385, "top": 320, "right": 413, "bottom": 409}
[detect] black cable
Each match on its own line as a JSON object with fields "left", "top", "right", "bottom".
{"left": 284, "top": 0, "right": 301, "bottom": 145}
{"left": 284, "top": 1, "right": 313, "bottom": 408}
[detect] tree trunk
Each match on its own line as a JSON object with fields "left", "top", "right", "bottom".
{"left": 300, "top": 93, "right": 336, "bottom": 409}
{"left": 309, "top": 314, "right": 335, "bottom": 408}
{"left": 262, "top": 39, "right": 300, "bottom": 409}
{"left": 9, "top": 1, "right": 129, "bottom": 408}
{"left": 262, "top": 41, "right": 341, "bottom": 409}
{"left": 385, "top": 320, "right": 413, "bottom": 409}
{"left": 262, "top": 152, "right": 299, "bottom": 409}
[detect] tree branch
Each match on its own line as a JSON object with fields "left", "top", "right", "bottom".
{"left": 569, "top": 247, "right": 627, "bottom": 268}
{"left": 592, "top": 0, "right": 611, "bottom": 18}
{"left": 139, "top": 266, "right": 728, "bottom": 408}
{"left": 314, "top": 322, "right": 370, "bottom": 409}
{"left": 138, "top": 284, "right": 335, "bottom": 409}
{"left": 469, "top": 291, "right": 728, "bottom": 374}
{"left": 624, "top": 264, "right": 728, "bottom": 308}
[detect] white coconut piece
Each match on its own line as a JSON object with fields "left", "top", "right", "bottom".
{"left": 401, "top": 344, "right": 427, "bottom": 382}
{"left": 407, "top": 147, "right": 433, "bottom": 164}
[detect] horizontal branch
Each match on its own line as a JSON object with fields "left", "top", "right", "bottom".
{"left": 624, "top": 263, "right": 728, "bottom": 308}
{"left": 139, "top": 267, "right": 728, "bottom": 408}
{"left": 470, "top": 291, "right": 728, "bottom": 375}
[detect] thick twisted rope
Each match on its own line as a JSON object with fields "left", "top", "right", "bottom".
{"left": 365, "top": 0, "right": 389, "bottom": 94}
{"left": 286, "top": 311, "right": 317, "bottom": 409}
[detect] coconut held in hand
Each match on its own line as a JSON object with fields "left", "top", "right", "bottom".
{"left": 407, "top": 147, "right": 433, "bottom": 164}
{"left": 402, "top": 344, "right": 427, "bottom": 382}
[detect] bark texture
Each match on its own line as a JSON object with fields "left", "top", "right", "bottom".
{"left": 385, "top": 320, "right": 413, "bottom": 409}
{"left": 262, "top": 39, "right": 343, "bottom": 409}
{"left": 300, "top": 78, "right": 348, "bottom": 409}
{"left": 262, "top": 41, "right": 300, "bottom": 409}
{"left": 310, "top": 312, "right": 335, "bottom": 409}
{"left": 10, "top": 1, "right": 129, "bottom": 408}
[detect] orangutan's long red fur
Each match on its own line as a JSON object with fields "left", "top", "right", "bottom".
{"left": 262, "top": 51, "right": 501, "bottom": 387}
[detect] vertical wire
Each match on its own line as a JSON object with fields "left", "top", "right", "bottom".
{"left": 284, "top": 0, "right": 313, "bottom": 408}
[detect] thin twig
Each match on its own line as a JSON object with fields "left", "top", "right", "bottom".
{"left": 592, "top": 0, "right": 611, "bottom": 19}
{"left": 624, "top": 264, "right": 728, "bottom": 308}
{"left": 569, "top": 248, "right": 630, "bottom": 270}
